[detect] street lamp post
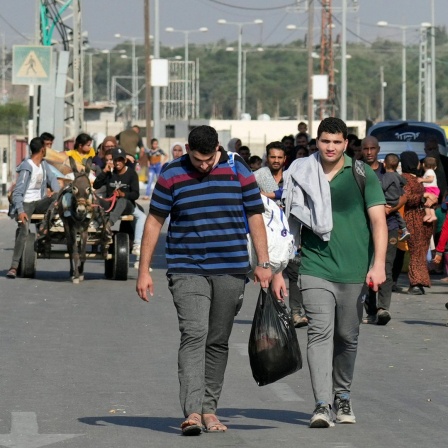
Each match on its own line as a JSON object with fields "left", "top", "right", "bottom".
{"left": 218, "top": 19, "right": 263, "bottom": 119}
{"left": 165, "top": 27, "right": 208, "bottom": 120}
{"left": 227, "top": 46, "right": 264, "bottom": 117}
{"left": 101, "top": 49, "right": 126, "bottom": 102}
{"left": 377, "top": 20, "right": 429, "bottom": 120}
{"left": 115, "top": 34, "right": 139, "bottom": 121}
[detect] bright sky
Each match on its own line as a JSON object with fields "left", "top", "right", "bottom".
{"left": 1, "top": 0, "right": 446, "bottom": 50}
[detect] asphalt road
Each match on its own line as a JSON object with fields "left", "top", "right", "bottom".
{"left": 0, "top": 211, "right": 447, "bottom": 448}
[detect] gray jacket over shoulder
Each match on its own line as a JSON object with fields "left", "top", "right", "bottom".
{"left": 10, "top": 159, "right": 60, "bottom": 216}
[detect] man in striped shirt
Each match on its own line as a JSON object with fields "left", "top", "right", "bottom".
{"left": 136, "top": 125, "right": 271, "bottom": 435}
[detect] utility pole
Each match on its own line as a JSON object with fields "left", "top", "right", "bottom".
{"left": 380, "top": 65, "right": 385, "bottom": 121}
{"left": 340, "top": 0, "right": 347, "bottom": 121}
{"left": 153, "top": 0, "right": 160, "bottom": 137}
{"left": 430, "top": 0, "right": 436, "bottom": 121}
{"left": 319, "top": 0, "right": 335, "bottom": 118}
{"left": 144, "top": 0, "right": 152, "bottom": 142}
{"left": 307, "top": 0, "right": 314, "bottom": 138}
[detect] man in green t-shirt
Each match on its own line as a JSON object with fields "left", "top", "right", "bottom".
{"left": 273, "top": 117, "right": 387, "bottom": 428}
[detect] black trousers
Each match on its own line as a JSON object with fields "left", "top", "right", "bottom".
{"left": 366, "top": 229, "right": 398, "bottom": 315}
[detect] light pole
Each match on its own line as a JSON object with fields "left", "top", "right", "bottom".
{"left": 101, "top": 49, "right": 126, "bottom": 102}
{"left": 377, "top": 21, "right": 425, "bottom": 121}
{"left": 165, "top": 26, "right": 208, "bottom": 120}
{"left": 226, "top": 46, "right": 264, "bottom": 116}
{"left": 85, "top": 50, "right": 105, "bottom": 103}
{"left": 218, "top": 19, "right": 263, "bottom": 119}
{"left": 115, "top": 34, "right": 139, "bottom": 121}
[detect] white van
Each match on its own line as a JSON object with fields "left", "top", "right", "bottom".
{"left": 367, "top": 120, "right": 447, "bottom": 159}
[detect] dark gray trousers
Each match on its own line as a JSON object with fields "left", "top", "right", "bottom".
{"left": 168, "top": 274, "right": 245, "bottom": 417}
{"left": 300, "top": 275, "right": 364, "bottom": 405}
{"left": 11, "top": 197, "right": 54, "bottom": 269}
{"left": 366, "top": 228, "right": 398, "bottom": 314}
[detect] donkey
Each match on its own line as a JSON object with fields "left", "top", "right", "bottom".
{"left": 56, "top": 157, "right": 96, "bottom": 283}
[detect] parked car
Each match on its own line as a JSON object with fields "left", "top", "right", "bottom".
{"left": 367, "top": 121, "right": 447, "bottom": 159}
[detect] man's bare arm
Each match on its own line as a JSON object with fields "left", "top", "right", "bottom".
{"left": 366, "top": 204, "right": 388, "bottom": 291}
{"left": 247, "top": 213, "right": 272, "bottom": 287}
{"left": 136, "top": 213, "right": 165, "bottom": 301}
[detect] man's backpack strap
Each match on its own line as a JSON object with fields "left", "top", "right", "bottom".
{"left": 352, "top": 159, "right": 366, "bottom": 199}
{"left": 228, "top": 152, "right": 249, "bottom": 233}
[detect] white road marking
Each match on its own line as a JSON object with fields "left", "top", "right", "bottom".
{"left": 0, "top": 412, "right": 82, "bottom": 448}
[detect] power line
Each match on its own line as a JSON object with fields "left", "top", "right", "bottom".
{"left": 0, "top": 13, "right": 31, "bottom": 41}
{"left": 207, "top": 0, "right": 298, "bottom": 11}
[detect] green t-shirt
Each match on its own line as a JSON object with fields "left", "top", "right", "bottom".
{"left": 300, "top": 155, "right": 386, "bottom": 283}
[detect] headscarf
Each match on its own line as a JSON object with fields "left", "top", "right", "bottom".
{"left": 102, "top": 135, "right": 118, "bottom": 148}
{"left": 227, "top": 137, "right": 241, "bottom": 153}
{"left": 170, "top": 141, "right": 185, "bottom": 156}
{"left": 400, "top": 151, "right": 420, "bottom": 176}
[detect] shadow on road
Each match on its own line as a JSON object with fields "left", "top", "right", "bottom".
{"left": 78, "top": 413, "right": 281, "bottom": 434}
{"left": 402, "top": 320, "right": 448, "bottom": 327}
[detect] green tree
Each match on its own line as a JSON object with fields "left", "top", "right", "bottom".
{"left": 0, "top": 103, "right": 27, "bottom": 134}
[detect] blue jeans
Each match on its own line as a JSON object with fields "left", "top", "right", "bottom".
{"left": 132, "top": 204, "right": 146, "bottom": 245}
{"left": 145, "top": 163, "right": 162, "bottom": 196}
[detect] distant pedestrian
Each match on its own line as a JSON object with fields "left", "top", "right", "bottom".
{"left": 7, "top": 137, "right": 61, "bottom": 279}
{"left": 142, "top": 138, "right": 167, "bottom": 199}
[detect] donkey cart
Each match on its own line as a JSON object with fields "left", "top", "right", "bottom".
{"left": 17, "top": 213, "right": 132, "bottom": 281}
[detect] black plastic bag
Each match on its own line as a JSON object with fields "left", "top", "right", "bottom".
{"left": 248, "top": 288, "right": 302, "bottom": 386}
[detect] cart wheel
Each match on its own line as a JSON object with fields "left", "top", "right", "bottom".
{"left": 113, "top": 232, "right": 129, "bottom": 280}
{"left": 18, "top": 232, "right": 37, "bottom": 278}
{"left": 119, "top": 220, "right": 135, "bottom": 244}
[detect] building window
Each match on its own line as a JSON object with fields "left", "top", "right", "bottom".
{"left": 166, "top": 125, "right": 175, "bottom": 138}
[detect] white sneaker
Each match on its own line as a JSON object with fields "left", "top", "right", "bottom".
{"left": 309, "top": 404, "right": 334, "bottom": 428}
{"left": 333, "top": 397, "right": 356, "bottom": 424}
{"left": 132, "top": 243, "right": 141, "bottom": 256}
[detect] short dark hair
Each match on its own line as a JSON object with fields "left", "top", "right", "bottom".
{"left": 317, "top": 117, "right": 348, "bottom": 140}
{"left": 188, "top": 125, "right": 219, "bottom": 154}
{"left": 29, "top": 137, "right": 44, "bottom": 154}
{"left": 150, "top": 138, "right": 158, "bottom": 144}
{"left": 281, "top": 135, "right": 295, "bottom": 144}
{"left": 40, "top": 132, "right": 54, "bottom": 142}
{"left": 266, "top": 141, "right": 286, "bottom": 156}
{"left": 347, "top": 133, "right": 358, "bottom": 143}
{"left": 75, "top": 133, "right": 92, "bottom": 148}
{"left": 294, "top": 145, "right": 309, "bottom": 156}
{"left": 296, "top": 132, "right": 309, "bottom": 141}
{"left": 249, "top": 155, "right": 262, "bottom": 164}
{"left": 384, "top": 153, "right": 399, "bottom": 170}
{"left": 423, "top": 156, "right": 437, "bottom": 170}
{"left": 132, "top": 125, "right": 140, "bottom": 131}
{"left": 238, "top": 145, "right": 250, "bottom": 154}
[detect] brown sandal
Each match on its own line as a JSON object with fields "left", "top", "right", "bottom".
{"left": 180, "top": 413, "right": 202, "bottom": 436}
{"left": 202, "top": 414, "right": 227, "bottom": 433}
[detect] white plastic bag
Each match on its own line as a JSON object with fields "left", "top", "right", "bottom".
{"left": 248, "top": 196, "right": 295, "bottom": 276}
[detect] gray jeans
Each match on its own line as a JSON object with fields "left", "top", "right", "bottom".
{"left": 299, "top": 275, "right": 364, "bottom": 405}
{"left": 168, "top": 274, "right": 246, "bottom": 417}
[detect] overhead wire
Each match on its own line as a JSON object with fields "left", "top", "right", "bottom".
{"left": 0, "top": 13, "right": 31, "bottom": 40}
{"left": 206, "top": 0, "right": 299, "bottom": 11}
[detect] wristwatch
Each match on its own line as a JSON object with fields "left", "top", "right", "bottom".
{"left": 257, "top": 261, "right": 271, "bottom": 269}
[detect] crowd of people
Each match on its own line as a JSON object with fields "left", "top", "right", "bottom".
{"left": 7, "top": 119, "right": 447, "bottom": 433}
